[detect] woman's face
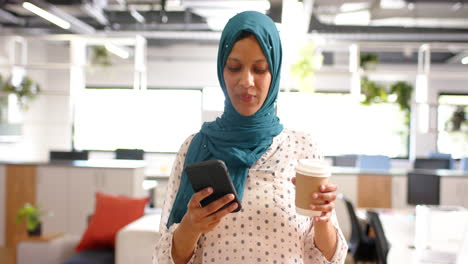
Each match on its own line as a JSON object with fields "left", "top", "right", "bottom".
{"left": 223, "top": 35, "right": 272, "bottom": 116}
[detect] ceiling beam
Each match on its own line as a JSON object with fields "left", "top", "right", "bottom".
{"left": 81, "top": 3, "right": 109, "bottom": 26}
{"left": 0, "top": 8, "right": 26, "bottom": 25}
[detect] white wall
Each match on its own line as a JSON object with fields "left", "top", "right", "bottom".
{"left": 86, "top": 44, "right": 219, "bottom": 88}
{"left": 0, "top": 39, "right": 71, "bottom": 161}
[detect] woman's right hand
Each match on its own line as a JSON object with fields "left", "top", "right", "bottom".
{"left": 172, "top": 187, "right": 238, "bottom": 263}
{"left": 180, "top": 187, "right": 238, "bottom": 235}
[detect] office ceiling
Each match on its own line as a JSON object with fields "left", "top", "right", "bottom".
{"left": 1, "top": 0, "right": 467, "bottom": 37}
{"left": 310, "top": 0, "right": 468, "bottom": 42}
{"left": 1, "top": 0, "right": 468, "bottom": 63}
{"left": 0, "top": 0, "right": 282, "bottom": 34}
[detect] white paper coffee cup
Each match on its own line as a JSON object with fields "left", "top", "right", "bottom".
{"left": 295, "top": 159, "right": 331, "bottom": 217}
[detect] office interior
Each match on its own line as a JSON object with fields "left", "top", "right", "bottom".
{"left": 0, "top": 0, "right": 467, "bottom": 263}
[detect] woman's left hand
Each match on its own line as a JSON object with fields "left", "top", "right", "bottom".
{"left": 291, "top": 178, "right": 338, "bottom": 222}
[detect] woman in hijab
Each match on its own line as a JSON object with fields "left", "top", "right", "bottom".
{"left": 153, "top": 11, "right": 348, "bottom": 264}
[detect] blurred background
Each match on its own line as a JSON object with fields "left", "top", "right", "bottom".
{"left": 0, "top": 0, "right": 467, "bottom": 264}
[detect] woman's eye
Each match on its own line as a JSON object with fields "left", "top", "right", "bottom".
{"left": 254, "top": 68, "right": 268, "bottom": 74}
{"left": 227, "top": 67, "right": 241, "bottom": 72}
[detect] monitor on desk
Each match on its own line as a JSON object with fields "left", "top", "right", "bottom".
{"left": 413, "top": 158, "right": 451, "bottom": 170}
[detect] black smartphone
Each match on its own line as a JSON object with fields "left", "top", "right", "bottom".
{"left": 184, "top": 160, "right": 242, "bottom": 213}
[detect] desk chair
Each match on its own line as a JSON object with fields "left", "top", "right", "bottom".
{"left": 50, "top": 150, "right": 89, "bottom": 161}
{"left": 460, "top": 157, "right": 468, "bottom": 172}
{"left": 115, "top": 149, "right": 144, "bottom": 160}
{"left": 339, "top": 195, "right": 377, "bottom": 262}
{"left": 366, "top": 211, "right": 390, "bottom": 264}
{"left": 332, "top": 155, "right": 357, "bottom": 167}
{"left": 356, "top": 155, "right": 391, "bottom": 171}
{"left": 427, "top": 152, "right": 455, "bottom": 169}
{"left": 413, "top": 158, "right": 451, "bottom": 170}
{"left": 407, "top": 172, "right": 440, "bottom": 205}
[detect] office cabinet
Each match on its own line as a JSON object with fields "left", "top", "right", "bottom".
{"left": 0, "top": 165, "right": 5, "bottom": 247}
{"left": 68, "top": 168, "right": 99, "bottom": 235}
{"left": 330, "top": 174, "right": 358, "bottom": 205}
{"left": 330, "top": 174, "right": 357, "bottom": 241}
{"left": 392, "top": 176, "right": 408, "bottom": 209}
{"left": 36, "top": 165, "right": 145, "bottom": 236}
{"left": 440, "top": 177, "right": 468, "bottom": 208}
{"left": 5, "top": 165, "right": 36, "bottom": 247}
{"left": 36, "top": 166, "right": 69, "bottom": 234}
{"left": 358, "top": 175, "right": 392, "bottom": 208}
{"left": 100, "top": 168, "right": 145, "bottom": 196}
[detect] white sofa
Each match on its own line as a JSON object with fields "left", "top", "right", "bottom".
{"left": 17, "top": 212, "right": 162, "bottom": 264}
{"left": 116, "top": 212, "right": 161, "bottom": 264}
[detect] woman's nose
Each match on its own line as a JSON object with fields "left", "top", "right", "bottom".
{"left": 239, "top": 70, "right": 254, "bottom": 87}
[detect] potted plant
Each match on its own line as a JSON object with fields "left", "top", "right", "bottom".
{"left": 16, "top": 203, "right": 46, "bottom": 236}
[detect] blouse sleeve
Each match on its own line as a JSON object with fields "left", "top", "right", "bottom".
{"left": 152, "top": 135, "right": 199, "bottom": 264}
{"left": 303, "top": 210, "right": 348, "bottom": 264}
{"left": 298, "top": 131, "right": 349, "bottom": 263}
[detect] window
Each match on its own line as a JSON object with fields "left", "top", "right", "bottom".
{"left": 74, "top": 88, "right": 202, "bottom": 152}
{"left": 277, "top": 92, "right": 409, "bottom": 157}
{"left": 437, "top": 94, "right": 468, "bottom": 159}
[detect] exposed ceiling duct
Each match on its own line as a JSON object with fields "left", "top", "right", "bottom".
{"left": 0, "top": 0, "right": 468, "bottom": 48}
{"left": 309, "top": 0, "right": 468, "bottom": 42}
{"left": 0, "top": 0, "right": 276, "bottom": 34}
{"left": 313, "top": 0, "right": 468, "bottom": 29}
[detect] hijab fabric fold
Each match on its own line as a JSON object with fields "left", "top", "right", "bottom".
{"left": 167, "top": 11, "right": 283, "bottom": 228}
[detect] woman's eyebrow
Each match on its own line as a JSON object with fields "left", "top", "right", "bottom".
{"left": 226, "top": 57, "right": 267, "bottom": 63}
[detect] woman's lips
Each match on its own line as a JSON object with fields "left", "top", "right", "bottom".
{"left": 240, "top": 94, "right": 255, "bottom": 102}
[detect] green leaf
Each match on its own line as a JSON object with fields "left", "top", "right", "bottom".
{"left": 291, "top": 43, "right": 322, "bottom": 93}
{"left": 16, "top": 203, "right": 45, "bottom": 231}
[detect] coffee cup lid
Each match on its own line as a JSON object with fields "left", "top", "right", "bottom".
{"left": 296, "top": 159, "right": 330, "bottom": 177}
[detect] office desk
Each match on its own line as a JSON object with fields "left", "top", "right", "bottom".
{"left": 360, "top": 207, "right": 468, "bottom": 264}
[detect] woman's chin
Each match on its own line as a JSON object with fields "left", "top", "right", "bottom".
{"left": 235, "top": 108, "right": 258, "bottom": 117}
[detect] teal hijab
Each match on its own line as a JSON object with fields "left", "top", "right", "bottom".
{"left": 167, "top": 11, "right": 283, "bottom": 228}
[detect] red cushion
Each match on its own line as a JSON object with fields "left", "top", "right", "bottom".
{"left": 75, "top": 192, "right": 149, "bottom": 252}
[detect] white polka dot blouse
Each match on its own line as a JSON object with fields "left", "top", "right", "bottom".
{"left": 153, "top": 129, "right": 348, "bottom": 264}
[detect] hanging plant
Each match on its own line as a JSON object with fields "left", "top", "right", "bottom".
{"left": 2, "top": 75, "right": 41, "bottom": 110}
{"left": 445, "top": 106, "right": 466, "bottom": 132}
{"left": 390, "top": 81, "right": 413, "bottom": 112}
{"left": 291, "top": 44, "right": 321, "bottom": 93}
{"left": 0, "top": 73, "right": 3, "bottom": 89}
{"left": 361, "top": 77, "right": 387, "bottom": 105}
{"left": 91, "top": 46, "right": 112, "bottom": 67}
{"left": 390, "top": 81, "right": 413, "bottom": 126}
{"left": 0, "top": 73, "right": 5, "bottom": 123}
{"left": 360, "top": 53, "right": 378, "bottom": 71}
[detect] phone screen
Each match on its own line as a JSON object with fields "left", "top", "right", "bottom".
{"left": 184, "top": 160, "right": 242, "bottom": 213}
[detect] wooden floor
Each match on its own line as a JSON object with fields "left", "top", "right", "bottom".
{"left": 0, "top": 247, "right": 14, "bottom": 264}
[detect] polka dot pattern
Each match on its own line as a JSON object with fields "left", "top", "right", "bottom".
{"left": 153, "top": 129, "right": 348, "bottom": 264}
